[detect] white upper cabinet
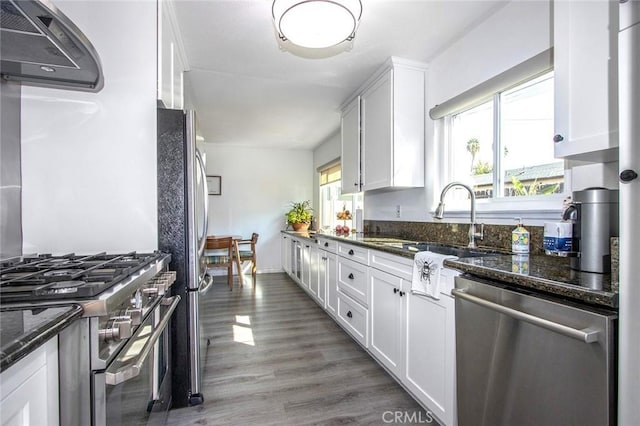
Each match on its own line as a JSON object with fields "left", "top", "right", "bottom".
{"left": 341, "top": 97, "right": 361, "bottom": 194}
{"left": 158, "top": 0, "right": 186, "bottom": 110}
{"left": 553, "top": 0, "right": 619, "bottom": 162}
{"left": 341, "top": 58, "right": 427, "bottom": 192}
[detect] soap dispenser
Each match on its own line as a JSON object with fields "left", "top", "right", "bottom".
{"left": 512, "top": 218, "right": 530, "bottom": 254}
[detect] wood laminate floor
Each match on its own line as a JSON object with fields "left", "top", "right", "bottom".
{"left": 165, "top": 273, "right": 432, "bottom": 426}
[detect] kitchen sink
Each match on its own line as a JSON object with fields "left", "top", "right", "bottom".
{"left": 401, "top": 242, "right": 497, "bottom": 258}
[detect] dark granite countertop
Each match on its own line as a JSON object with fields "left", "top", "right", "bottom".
{"left": 282, "top": 230, "right": 426, "bottom": 258}
{"left": 444, "top": 255, "right": 618, "bottom": 309}
{"left": 282, "top": 230, "right": 618, "bottom": 309}
{"left": 1, "top": 304, "right": 83, "bottom": 372}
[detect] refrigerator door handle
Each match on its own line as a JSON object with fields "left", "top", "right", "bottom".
{"left": 196, "top": 148, "right": 209, "bottom": 259}
{"left": 452, "top": 288, "right": 599, "bottom": 343}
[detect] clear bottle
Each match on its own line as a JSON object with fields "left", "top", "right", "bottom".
{"left": 512, "top": 217, "right": 530, "bottom": 254}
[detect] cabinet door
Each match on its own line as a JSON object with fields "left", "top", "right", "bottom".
{"left": 553, "top": 0, "right": 619, "bottom": 162}
{"left": 281, "top": 235, "right": 290, "bottom": 274}
{"left": 326, "top": 253, "right": 338, "bottom": 317}
{"left": 404, "top": 292, "right": 456, "bottom": 426}
{"left": 316, "top": 250, "right": 327, "bottom": 306}
{"left": 291, "top": 239, "right": 301, "bottom": 282}
{"left": 362, "top": 70, "right": 393, "bottom": 191}
{"left": 157, "top": 0, "right": 185, "bottom": 109}
{"left": 341, "top": 96, "right": 361, "bottom": 194}
{"left": 309, "top": 246, "right": 319, "bottom": 298}
{"left": 301, "top": 243, "right": 311, "bottom": 288}
{"left": 369, "top": 268, "right": 404, "bottom": 376}
{"left": 0, "top": 338, "right": 59, "bottom": 426}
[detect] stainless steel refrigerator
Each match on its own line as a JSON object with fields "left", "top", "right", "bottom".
{"left": 157, "top": 108, "right": 210, "bottom": 407}
{"left": 618, "top": 0, "right": 640, "bottom": 422}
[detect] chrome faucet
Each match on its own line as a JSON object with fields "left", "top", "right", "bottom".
{"left": 433, "top": 182, "right": 484, "bottom": 248}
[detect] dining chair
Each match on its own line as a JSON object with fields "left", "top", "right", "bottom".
{"left": 204, "top": 236, "right": 234, "bottom": 290}
{"left": 236, "top": 233, "right": 259, "bottom": 286}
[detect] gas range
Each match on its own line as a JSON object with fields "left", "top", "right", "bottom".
{"left": 0, "top": 251, "right": 179, "bottom": 425}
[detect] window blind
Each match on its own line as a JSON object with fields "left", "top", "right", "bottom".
{"left": 429, "top": 48, "right": 553, "bottom": 120}
{"left": 320, "top": 163, "right": 341, "bottom": 185}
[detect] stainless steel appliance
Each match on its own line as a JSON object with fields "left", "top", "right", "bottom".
{"left": 618, "top": 0, "right": 640, "bottom": 422}
{"left": 453, "top": 276, "right": 617, "bottom": 426}
{"left": 157, "top": 108, "right": 210, "bottom": 407}
{"left": 562, "top": 187, "right": 619, "bottom": 273}
{"left": 0, "top": 0, "right": 104, "bottom": 91}
{"left": 0, "top": 251, "right": 178, "bottom": 426}
{"left": 1, "top": 0, "right": 104, "bottom": 258}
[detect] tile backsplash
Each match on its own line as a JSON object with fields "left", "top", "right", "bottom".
{"left": 364, "top": 220, "right": 545, "bottom": 255}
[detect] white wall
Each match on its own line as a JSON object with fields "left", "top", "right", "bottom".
{"left": 20, "top": 0, "right": 158, "bottom": 254}
{"left": 203, "top": 144, "right": 313, "bottom": 273}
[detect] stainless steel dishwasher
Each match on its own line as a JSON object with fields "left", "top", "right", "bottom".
{"left": 453, "top": 275, "right": 616, "bottom": 426}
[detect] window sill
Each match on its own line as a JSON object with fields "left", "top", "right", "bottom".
{"left": 432, "top": 196, "right": 566, "bottom": 226}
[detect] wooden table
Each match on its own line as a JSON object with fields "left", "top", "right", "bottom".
{"left": 206, "top": 235, "right": 244, "bottom": 286}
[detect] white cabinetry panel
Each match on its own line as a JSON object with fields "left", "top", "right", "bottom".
{"left": 0, "top": 338, "right": 59, "bottom": 426}
{"left": 369, "top": 268, "right": 405, "bottom": 376}
{"left": 553, "top": 0, "right": 619, "bottom": 162}
{"left": 404, "top": 292, "right": 456, "bottom": 426}
{"left": 341, "top": 97, "right": 361, "bottom": 194}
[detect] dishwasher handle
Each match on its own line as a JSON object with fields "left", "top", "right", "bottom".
{"left": 452, "top": 288, "right": 599, "bottom": 344}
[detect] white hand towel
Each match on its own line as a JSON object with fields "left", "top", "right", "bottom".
{"left": 411, "top": 251, "right": 458, "bottom": 300}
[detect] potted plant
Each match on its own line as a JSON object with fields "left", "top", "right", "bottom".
{"left": 286, "top": 200, "right": 313, "bottom": 231}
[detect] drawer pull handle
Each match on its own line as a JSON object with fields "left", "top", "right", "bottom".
{"left": 324, "top": 242, "right": 329, "bottom": 247}
{"left": 553, "top": 134, "right": 564, "bottom": 143}
{"left": 348, "top": 249, "right": 355, "bottom": 255}
{"left": 393, "top": 288, "right": 398, "bottom": 294}
{"left": 348, "top": 273, "right": 354, "bottom": 279}
{"left": 399, "top": 291, "right": 405, "bottom": 297}
{"left": 347, "top": 311, "right": 353, "bottom": 319}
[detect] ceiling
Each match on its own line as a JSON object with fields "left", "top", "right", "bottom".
{"left": 172, "top": 0, "right": 506, "bottom": 150}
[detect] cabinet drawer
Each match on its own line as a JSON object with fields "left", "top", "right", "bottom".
{"left": 337, "top": 290, "right": 368, "bottom": 347}
{"left": 317, "top": 238, "right": 337, "bottom": 253}
{"left": 338, "top": 243, "right": 369, "bottom": 265}
{"left": 337, "top": 257, "right": 369, "bottom": 306}
{"left": 370, "top": 249, "right": 413, "bottom": 281}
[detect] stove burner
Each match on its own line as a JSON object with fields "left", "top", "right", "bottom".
{"left": 49, "top": 280, "right": 86, "bottom": 289}
{"left": 1, "top": 272, "right": 33, "bottom": 280}
{"left": 43, "top": 269, "right": 78, "bottom": 277}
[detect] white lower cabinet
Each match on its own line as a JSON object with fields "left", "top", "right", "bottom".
{"left": 369, "top": 268, "right": 406, "bottom": 377}
{"left": 404, "top": 291, "right": 456, "bottom": 426}
{"left": 300, "top": 242, "right": 312, "bottom": 289}
{"left": 337, "top": 290, "right": 368, "bottom": 347}
{"left": 323, "top": 252, "right": 338, "bottom": 317}
{"left": 281, "top": 234, "right": 292, "bottom": 275}
{"left": 0, "top": 337, "right": 59, "bottom": 426}
{"left": 308, "top": 245, "right": 320, "bottom": 299}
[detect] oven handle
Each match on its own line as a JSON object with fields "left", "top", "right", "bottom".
{"left": 105, "top": 295, "right": 181, "bottom": 385}
{"left": 452, "top": 288, "right": 599, "bottom": 343}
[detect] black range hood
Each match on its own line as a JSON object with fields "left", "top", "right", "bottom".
{"left": 0, "top": 0, "right": 103, "bottom": 92}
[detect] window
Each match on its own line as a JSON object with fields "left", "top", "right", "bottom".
{"left": 448, "top": 72, "right": 563, "bottom": 205}
{"left": 318, "top": 163, "right": 362, "bottom": 232}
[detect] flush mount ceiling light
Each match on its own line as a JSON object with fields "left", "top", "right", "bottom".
{"left": 272, "top": 0, "right": 362, "bottom": 49}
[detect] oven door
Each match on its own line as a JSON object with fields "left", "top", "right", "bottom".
{"left": 93, "top": 296, "right": 180, "bottom": 426}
